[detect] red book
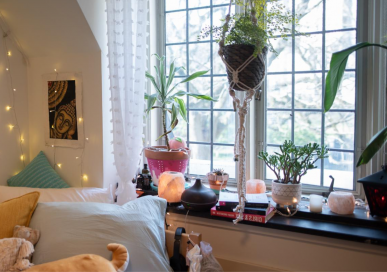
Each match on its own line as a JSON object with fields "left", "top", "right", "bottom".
{"left": 210, "top": 206, "right": 276, "bottom": 223}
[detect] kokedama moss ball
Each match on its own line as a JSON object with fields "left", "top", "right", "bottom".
{"left": 169, "top": 136, "right": 187, "bottom": 149}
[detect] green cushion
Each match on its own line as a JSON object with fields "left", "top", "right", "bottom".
{"left": 8, "top": 151, "right": 70, "bottom": 188}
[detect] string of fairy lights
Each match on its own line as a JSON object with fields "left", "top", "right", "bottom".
{"left": 2, "top": 30, "right": 88, "bottom": 186}
{"left": 2, "top": 32, "right": 26, "bottom": 168}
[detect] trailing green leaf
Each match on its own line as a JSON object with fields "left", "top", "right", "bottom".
{"left": 145, "top": 93, "right": 158, "bottom": 115}
{"left": 174, "top": 97, "right": 187, "bottom": 122}
{"left": 324, "top": 42, "right": 387, "bottom": 112}
{"left": 357, "top": 125, "right": 387, "bottom": 167}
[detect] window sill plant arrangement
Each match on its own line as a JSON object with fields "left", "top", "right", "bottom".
{"left": 206, "top": 168, "right": 229, "bottom": 193}
{"left": 144, "top": 54, "right": 216, "bottom": 181}
{"left": 258, "top": 140, "right": 328, "bottom": 207}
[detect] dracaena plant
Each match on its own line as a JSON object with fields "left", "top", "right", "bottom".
{"left": 258, "top": 140, "right": 328, "bottom": 184}
{"left": 145, "top": 54, "right": 216, "bottom": 150}
{"left": 324, "top": 42, "right": 387, "bottom": 166}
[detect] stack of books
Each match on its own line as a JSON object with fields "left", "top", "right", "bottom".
{"left": 211, "top": 191, "right": 275, "bottom": 223}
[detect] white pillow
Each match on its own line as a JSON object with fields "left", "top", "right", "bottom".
{"left": 0, "top": 186, "right": 114, "bottom": 203}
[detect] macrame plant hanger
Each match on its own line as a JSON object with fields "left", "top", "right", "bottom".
{"left": 218, "top": 0, "right": 266, "bottom": 224}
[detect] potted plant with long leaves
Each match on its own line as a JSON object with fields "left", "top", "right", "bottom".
{"left": 258, "top": 140, "right": 328, "bottom": 207}
{"left": 144, "top": 54, "right": 216, "bottom": 182}
{"left": 324, "top": 42, "right": 387, "bottom": 216}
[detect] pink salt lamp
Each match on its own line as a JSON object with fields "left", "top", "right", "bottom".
{"left": 169, "top": 136, "right": 187, "bottom": 150}
{"left": 246, "top": 179, "right": 266, "bottom": 194}
{"left": 328, "top": 191, "right": 355, "bottom": 215}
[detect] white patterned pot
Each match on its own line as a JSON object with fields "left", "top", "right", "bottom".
{"left": 271, "top": 180, "right": 302, "bottom": 206}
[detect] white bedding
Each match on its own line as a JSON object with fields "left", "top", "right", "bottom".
{"left": 0, "top": 186, "right": 113, "bottom": 203}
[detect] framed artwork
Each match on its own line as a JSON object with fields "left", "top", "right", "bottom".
{"left": 42, "top": 72, "right": 84, "bottom": 148}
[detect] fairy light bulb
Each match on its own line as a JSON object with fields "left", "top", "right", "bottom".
{"left": 78, "top": 117, "right": 83, "bottom": 123}
{"left": 85, "top": 137, "right": 89, "bottom": 141}
{"left": 6, "top": 68, "right": 9, "bottom": 71}
{"left": 51, "top": 145, "right": 55, "bottom": 148}
{"left": 54, "top": 69, "right": 57, "bottom": 72}
{"left": 57, "top": 163, "right": 62, "bottom": 168}
{"left": 75, "top": 156, "right": 79, "bottom": 159}
{"left": 13, "top": 89, "right": 16, "bottom": 92}
{"left": 82, "top": 174, "right": 88, "bottom": 182}
{"left": 20, "top": 137, "right": 24, "bottom": 143}
{"left": 7, "top": 51, "right": 11, "bottom": 56}
{"left": 20, "top": 154, "right": 24, "bottom": 161}
{"left": 5, "top": 106, "right": 11, "bottom": 111}
{"left": 8, "top": 125, "right": 14, "bottom": 130}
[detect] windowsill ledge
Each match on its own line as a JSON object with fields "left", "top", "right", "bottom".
{"left": 166, "top": 198, "right": 387, "bottom": 247}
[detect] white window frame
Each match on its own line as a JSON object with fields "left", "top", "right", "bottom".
{"left": 150, "top": 0, "right": 387, "bottom": 196}
{"left": 254, "top": 0, "right": 387, "bottom": 197}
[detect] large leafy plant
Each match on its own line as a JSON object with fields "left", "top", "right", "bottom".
{"left": 145, "top": 55, "right": 216, "bottom": 150}
{"left": 199, "top": 0, "right": 300, "bottom": 56}
{"left": 324, "top": 42, "right": 387, "bottom": 166}
{"left": 258, "top": 140, "right": 328, "bottom": 184}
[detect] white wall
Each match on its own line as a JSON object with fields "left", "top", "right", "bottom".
{"left": 167, "top": 213, "right": 387, "bottom": 271}
{"left": 0, "top": 34, "right": 29, "bottom": 185}
{"left": 77, "top": 0, "right": 118, "bottom": 188}
{"left": 27, "top": 52, "right": 103, "bottom": 188}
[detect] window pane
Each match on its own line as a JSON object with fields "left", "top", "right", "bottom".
{"left": 294, "top": 112, "right": 321, "bottom": 146}
{"left": 295, "top": 0, "right": 323, "bottom": 32}
{"left": 265, "top": 146, "right": 280, "bottom": 180}
{"left": 189, "top": 144, "right": 211, "bottom": 176}
{"left": 324, "top": 151, "right": 354, "bottom": 190}
{"left": 189, "top": 111, "right": 211, "bottom": 142}
{"left": 212, "top": 0, "right": 230, "bottom": 5}
{"left": 325, "top": 112, "right": 354, "bottom": 150}
{"left": 326, "top": 31, "right": 356, "bottom": 69}
{"left": 294, "top": 73, "right": 322, "bottom": 109}
{"left": 330, "top": 72, "right": 355, "bottom": 110}
{"left": 267, "top": 74, "right": 292, "bottom": 109}
{"left": 189, "top": 77, "right": 211, "bottom": 109}
{"left": 172, "top": 121, "right": 187, "bottom": 140}
{"left": 326, "top": 0, "right": 357, "bottom": 31}
{"left": 213, "top": 5, "right": 235, "bottom": 31}
{"left": 166, "top": 45, "right": 187, "bottom": 76}
{"left": 166, "top": 0, "right": 186, "bottom": 11}
{"left": 268, "top": 38, "right": 292, "bottom": 72}
{"left": 301, "top": 160, "right": 321, "bottom": 186}
{"left": 213, "top": 42, "right": 226, "bottom": 75}
{"left": 213, "top": 77, "right": 233, "bottom": 109}
{"left": 213, "top": 145, "right": 235, "bottom": 178}
{"left": 295, "top": 34, "right": 322, "bottom": 71}
{"left": 189, "top": 0, "right": 210, "bottom": 8}
{"left": 266, "top": 111, "right": 292, "bottom": 145}
{"left": 166, "top": 12, "right": 186, "bottom": 43}
{"left": 189, "top": 43, "right": 211, "bottom": 73}
{"left": 214, "top": 111, "right": 235, "bottom": 144}
{"left": 189, "top": 9, "right": 210, "bottom": 41}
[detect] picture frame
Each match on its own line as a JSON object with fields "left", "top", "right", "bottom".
{"left": 42, "top": 72, "right": 84, "bottom": 148}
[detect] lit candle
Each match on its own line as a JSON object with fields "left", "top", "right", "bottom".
{"left": 309, "top": 194, "right": 323, "bottom": 213}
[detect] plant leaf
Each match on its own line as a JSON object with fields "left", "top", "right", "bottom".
{"left": 325, "top": 42, "right": 387, "bottom": 112}
{"left": 357, "top": 125, "right": 387, "bottom": 167}
{"left": 145, "top": 93, "right": 158, "bottom": 115}
{"left": 145, "top": 71, "right": 160, "bottom": 94}
{"left": 180, "top": 70, "right": 209, "bottom": 83}
{"left": 174, "top": 97, "right": 187, "bottom": 122}
{"left": 166, "top": 60, "right": 175, "bottom": 90}
{"left": 170, "top": 103, "right": 178, "bottom": 128}
{"left": 172, "top": 91, "right": 217, "bottom": 101}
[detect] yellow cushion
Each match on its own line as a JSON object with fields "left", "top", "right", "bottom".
{"left": 0, "top": 192, "right": 40, "bottom": 239}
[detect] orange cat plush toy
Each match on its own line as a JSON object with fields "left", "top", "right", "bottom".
{"left": 26, "top": 243, "right": 129, "bottom": 272}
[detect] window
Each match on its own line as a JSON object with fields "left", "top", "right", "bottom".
{"left": 263, "top": 0, "right": 357, "bottom": 191}
{"left": 164, "top": 0, "right": 236, "bottom": 179}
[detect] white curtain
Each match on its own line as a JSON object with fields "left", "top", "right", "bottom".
{"left": 106, "top": 0, "right": 148, "bottom": 204}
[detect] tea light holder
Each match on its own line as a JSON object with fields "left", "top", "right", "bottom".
{"left": 309, "top": 194, "right": 323, "bottom": 213}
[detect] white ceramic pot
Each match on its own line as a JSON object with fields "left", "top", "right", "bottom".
{"left": 271, "top": 180, "right": 302, "bottom": 206}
